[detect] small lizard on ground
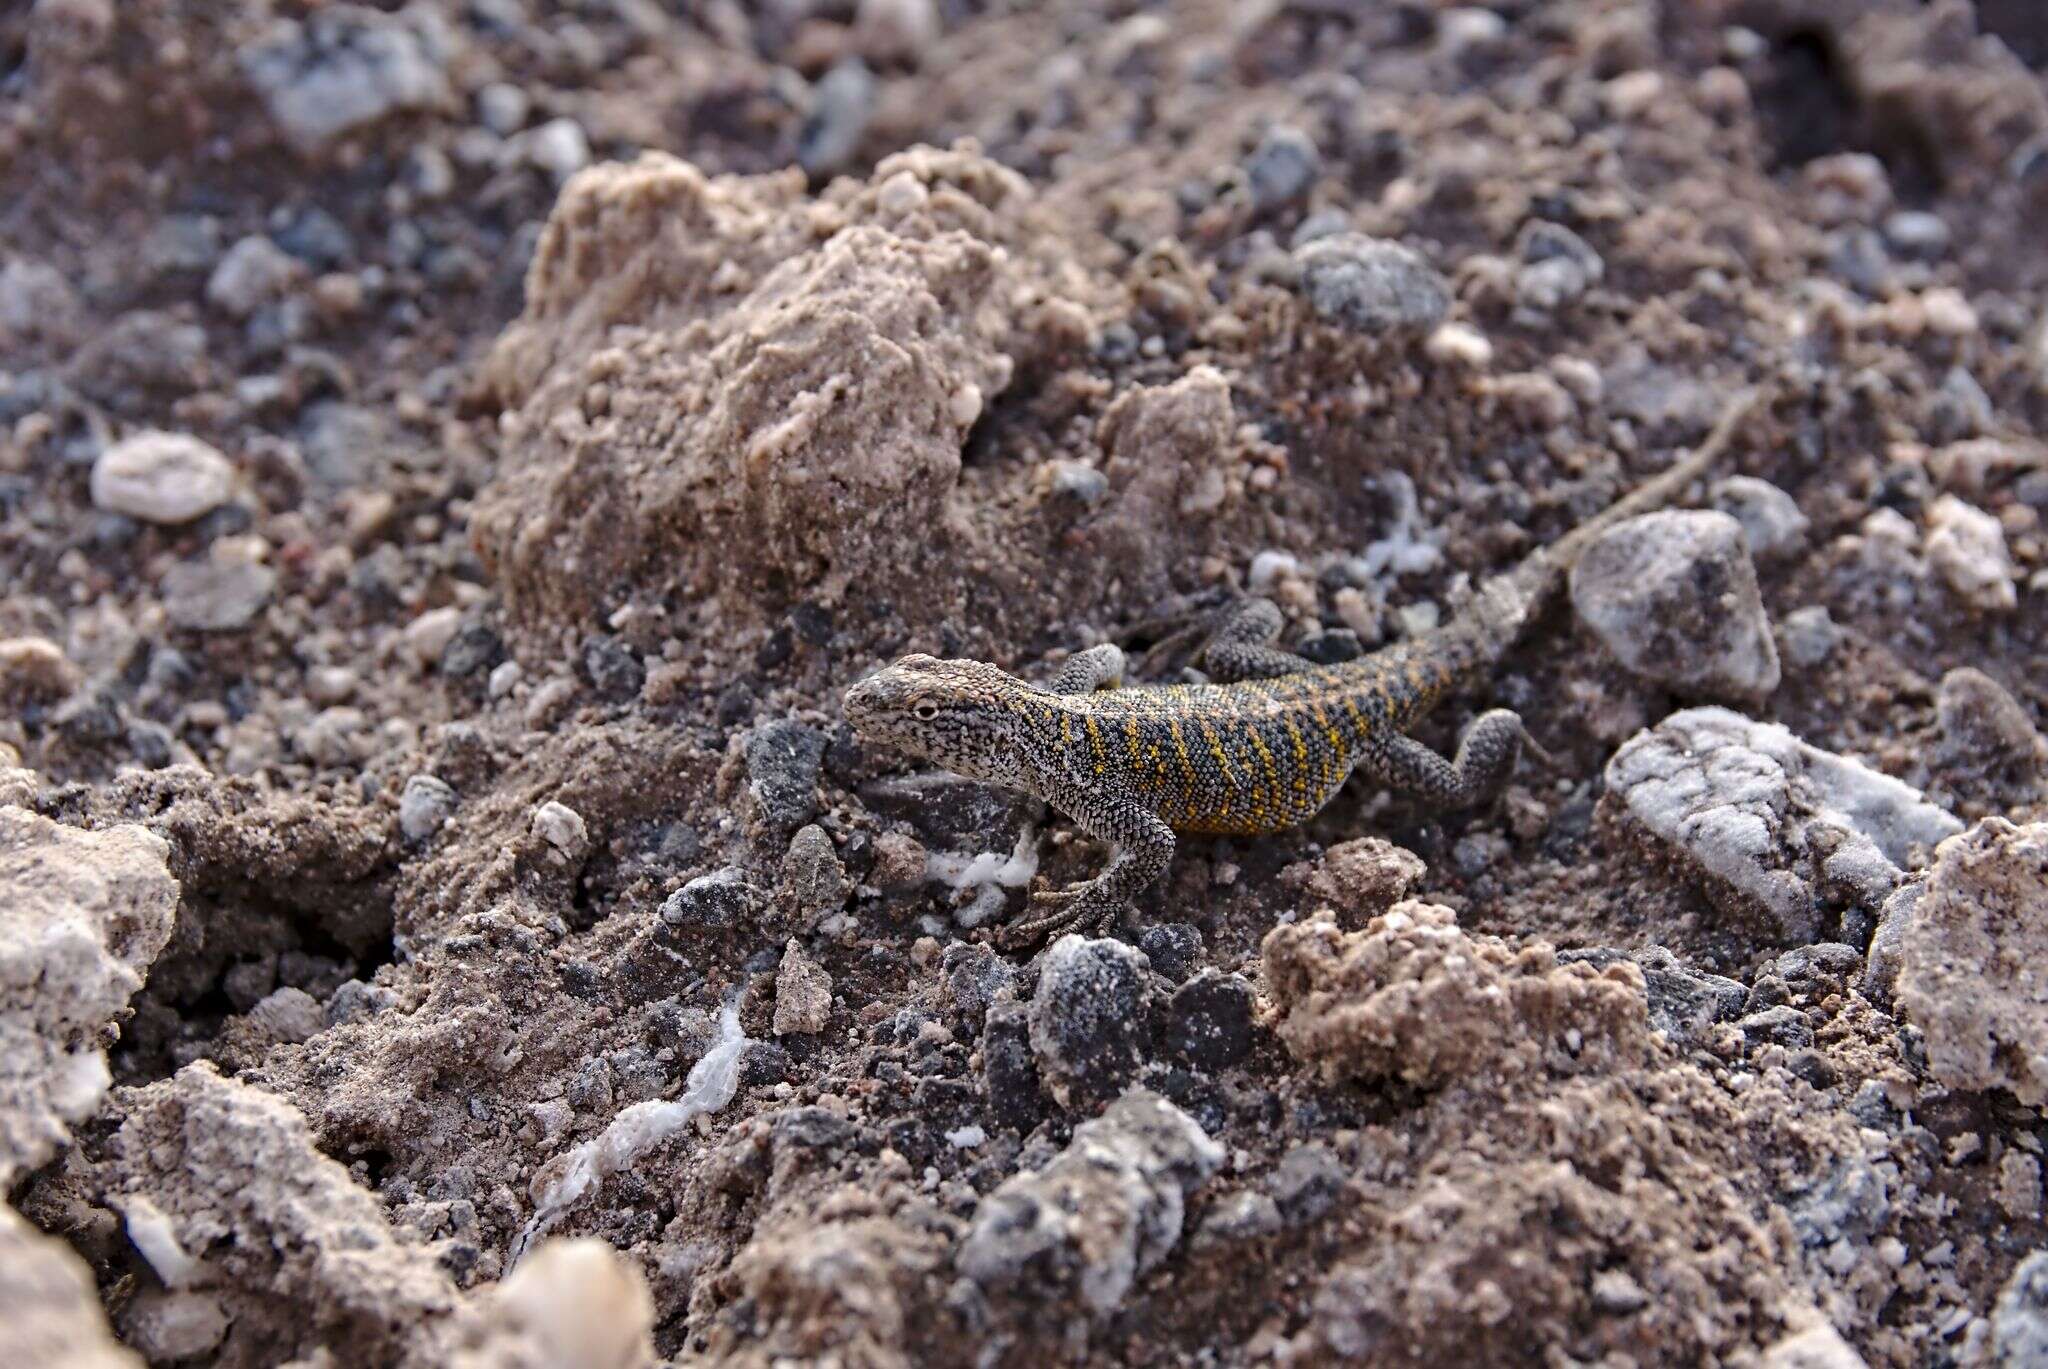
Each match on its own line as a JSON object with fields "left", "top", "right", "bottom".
{"left": 844, "top": 389, "right": 1764, "bottom": 949}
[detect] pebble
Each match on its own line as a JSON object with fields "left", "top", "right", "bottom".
{"left": 205, "top": 236, "right": 305, "bottom": 318}
{"left": 660, "top": 868, "right": 766, "bottom": 929}
{"left": 404, "top": 606, "right": 465, "bottom": 667}
{"left": 248, "top": 986, "right": 325, "bottom": 1044}
{"left": 772, "top": 940, "right": 833, "bottom": 1036}
{"left": 1136, "top": 923, "right": 1202, "bottom": 982}
{"left": 162, "top": 558, "right": 276, "bottom": 632}
{"left": 798, "top": 58, "right": 876, "bottom": 179}
{"left": 0, "top": 636, "right": 82, "bottom": 703}
{"left": 957, "top": 1090, "right": 1222, "bottom": 1313}
{"left": 1424, "top": 321, "right": 1493, "bottom": 368}
{"left": 1606, "top": 707, "right": 1963, "bottom": 943}
{"left": 1293, "top": 233, "right": 1451, "bottom": 337}
{"left": 1163, "top": 970, "right": 1255, "bottom": 1069}
{"left": 1992, "top": 1251, "right": 2048, "bottom": 1366}
{"left": 90, "top": 432, "right": 234, "bottom": 525}
{"left": 399, "top": 774, "right": 456, "bottom": 843}
{"left": 1925, "top": 495, "right": 2016, "bottom": 612}
{"left": 1028, "top": 935, "right": 1155, "bottom": 1110}
{"left": 580, "top": 635, "right": 644, "bottom": 702}
{"left": 1882, "top": 210, "right": 1950, "bottom": 260}
{"left": 1570, "top": 510, "right": 1780, "bottom": 701}
{"left": 779, "top": 824, "right": 849, "bottom": 927}
{"left": 1514, "top": 220, "right": 1604, "bottom": 311}
{"left": 745, "top": 721, "right": 827, "bottom": 833}
{"left": 0, "top": 256, "right": 81, "bottom": 344}
{"left": 531, "top": 801, "right": 589, "bottom": 863}
{"left": 239, "top": 5, "right": 454, "bottom": 154}
{"left": 1777, "top": 606, "right": 1842, "bottom": 669}
{"left": 1709, "top": 476, "right": 1809, "bottom": 559}
{"left": 487, "top": 660, "right": 523, "bottom": 699}
{"left": 518, "top": 118, "right": 592, "bottom": 181}
{"left": 1244, "top": 124, "right": 1320, "bottom": 213}
{"left": 855, "top": 0, "right": 940, "bottom": 64}
{"left": 475, "top": 81, "right": 531, "bottom": 135}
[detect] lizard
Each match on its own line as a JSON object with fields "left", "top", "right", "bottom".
{"left": 843, "top": 387, "right": 1765, "bottom": 950}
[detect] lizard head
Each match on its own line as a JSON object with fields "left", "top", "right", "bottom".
{"left": 843, "top": 653, "right": 1036, "bottom": 788}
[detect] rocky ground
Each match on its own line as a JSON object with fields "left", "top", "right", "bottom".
{"left": 3, "top": 0, "right": 2048, "bottom": 1365}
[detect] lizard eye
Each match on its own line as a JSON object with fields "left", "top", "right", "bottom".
{"left": 913, "top": 702, "right": 940, "bottom": 721}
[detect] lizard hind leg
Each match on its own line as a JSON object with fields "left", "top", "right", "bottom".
{"left": 1202, "top": 598, "right": 1312, "bottom": 682}
{"left": 1362, "top": 708, "right": 1543, "bottom": 808}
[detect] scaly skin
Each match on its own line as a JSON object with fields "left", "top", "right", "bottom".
{"left": 843, "top": 390, "right": 1763, "bottom": 949}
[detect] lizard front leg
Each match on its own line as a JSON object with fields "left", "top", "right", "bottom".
{"left": 999, "top": 775, "right": 1174, "bottom": 950}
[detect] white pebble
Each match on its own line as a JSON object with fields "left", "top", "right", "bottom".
{"left": 91, "top": 432, "right": 234, "bottom": 524}
{"left": 533, "top": 801, "right": 589, "bottom": 862}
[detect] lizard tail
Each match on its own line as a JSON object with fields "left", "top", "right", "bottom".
{"left": 1462, "top": 382, "right": 1769, "bottom": 660}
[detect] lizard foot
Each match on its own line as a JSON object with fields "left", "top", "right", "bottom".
{"left": 998, "top": 884, "right": 1119, "bottom": 951}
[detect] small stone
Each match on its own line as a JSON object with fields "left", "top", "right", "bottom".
{"left": 1293, "top": 233, "right": 1451, "bottom": 337}
{"left": 248, "top": 986, "right": 324, "bottom": 1043}
{"left": 779, "top": 824, "right": 848, "bottom": 926}
{"left": 1778, "top": 606, "right": 1841, "bottom": 669}
{"left": 487, "top": 660, "right": 523, "bottom": 699}
{"left": 1998, "top": 1150, "right": 2042, "bottom": 1221}
{"left": 1894, "top": 819, "right": 2048, "bottom": 1107}
{"left": 580, "top": 635, "right": 644, "bottom": 702}
{"left": 90, "top": 433, "right": 234, "bottom": 524}
{"left": 1606, "top": 708, "right": 1962, "bottom": 945}
{"left": 1164, "top": 970, "right": 1255, "bottom": 1069}
{"left": 1265, "top": 1143, "right": 1343, "bottom": 1224}
{"left": 981, "top": 1000, "right": 1042, "bottom": 1132}
{"left": 531, "top": 801, "right": 588, "bottom": 863}
{"left": 1136, "top": 923, "right": 1201, "bottom": 983}
{"left": 1925, "top": 495, "right": 2016, "bottom": 613}
{"left": 519, "top": 118, "right": 592, "bottom": 181}
{"left": 941, "top": 942, "right": 1016, "bottom": 1033}
{"left": 1028, "top": 935, "right": 1154, "bottom": 1110}
{"left": 0, "top": 637, "right": 80, "bottom": 705}
{"left": 1710, "top": 476, "right": 1809, "bottom": 559}
{"left": 399, "top": 774, "right": 455, "bottom": 843}
{"left": 475, "top": 81, "right": 530, "bottom": 134}
{"left": 1760, "top": 1325, "right": 1866, "bottom": 1369}
{"left": 773, "top": 940, "right": 832, "bottom": 1036}
{"left": 660, "top": 869, "right": 766, "bottom": 930}
{"left": 1882, "top": 210, "right": 1950, "bottom": 259}
{"left": 1303, "top": 839, "right": 1428, "bottom": 922}
{"left": 1926, "top": 368, "right": 1994, "bottom": 445}
{"left": 1738, "top": 1005, "right": 1814, "bottom": 1050}
{"left": 1515, "top": 220, "right": 1604, "bottom": 311}
{"left": 162, "top": 558, "right": 276, "bottom": 632}
{"left": 868, "top": 830, "right": 927, "bottom": 893}
{"left": 205, "top": 235, "right": 305, "bottom": 317}
{"left": 0, "top": 256, "right": 82, "bottom": 344}
{"left": 1424, "top": 321, "right": 1493, "bottom": 368}
{"left": 1570, "top": 510, "right": 1780, "bottom": 701}
{"left": 404, "top": 606, "right": 464, "bottom": 667}
{"left": 746, "top": 721, "right": 827, "bottom": 834}
{"left": 1936, "top": 667, "right": 2048, "bottom": 785}
{"left": 1197, "top": 1191, "right": 1283, "bottom": 1245}
{"left": 1245, "top": 124, "right": 1320, "bottom": 213}
{"left": 854, "top": 0, "right": 939, "bottom": 64}
{"left": 240, "top": 4, "right": 454, "bottom": 154}
{"left": 958, "top": 1090, "right": 1223, "bottom": 1314}
{"left": 797, "top": 59, "right": 876, "bottom": 179}
{"left": 1992, "top": 1251, "right": 2048, "bottom": 1367}
{"left": 1592, "top": 1269, "right": 1649, "bottom": 1314}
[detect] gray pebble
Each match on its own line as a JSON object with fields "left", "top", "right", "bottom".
{"left": 1245, "top": 124, "right": 1320, "bottom": 213}
{"left": 399, "top": 774, "right": 456, "bottom": 843}
{"left": 1293, "top": 233, "right": 1451, "bottom": 336}
{"left": 1710, "top": 476, "right": 1809, "bottom": 560}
